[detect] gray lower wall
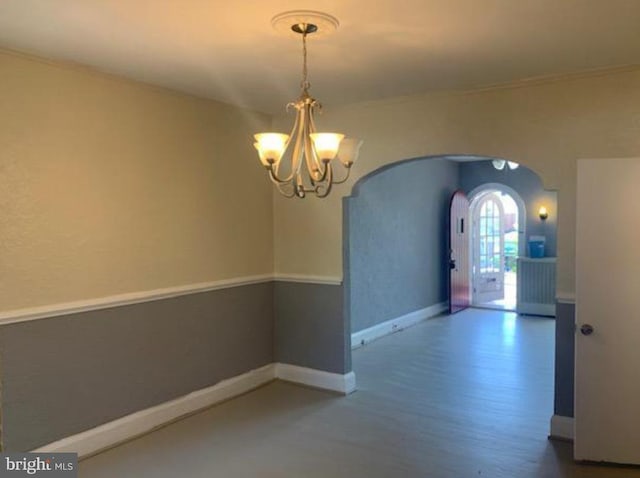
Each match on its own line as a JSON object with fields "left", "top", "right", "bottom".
{"left": 345, "top": 158, "right": 459, "bottom": 333}
{"left": 459, "top": 161, "right": 558, "bottom": 256}
{"left": 554, "top": 301, "right": 575, "bottom": 418}
{"left": 0, "top": 230, "right": 573, "bottom": 454}
{"left": 274, "top": 281, "right": 349, "bottom": 375}
{"left": 0, "top": 282, "right": 274, "bottom": 452}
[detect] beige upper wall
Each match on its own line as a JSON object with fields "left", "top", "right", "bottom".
{"left": 273, "top": 68, "right": 640, "bottom": 295}
{"left": 0, "top": 50, "right": 273, "bottom": 312}
{"left": 4, "top": 48, "right": 638, "bottom": 312}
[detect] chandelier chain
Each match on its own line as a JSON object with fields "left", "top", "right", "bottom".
{"left": 301, "top": 30, "right": 310, "bottom": 92}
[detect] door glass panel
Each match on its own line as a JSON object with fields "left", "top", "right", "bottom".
{"left": 478, "top": 197, "right": 501, "bottom": 273}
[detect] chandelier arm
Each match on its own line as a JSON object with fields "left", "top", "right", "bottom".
{"left": 291, "top": 105, "right": 307, "bottom": 182}
{"left": 303, "top": 107, "right": 323, "bottom": 184}
{"left": 331, "top": 164, "right": 352, "bottom": 184}
{"left": 296, "top": 174, "right": 306, "bottom": 198}
{"left": 305, "top": 102, "right": 329, "bottom": 182}
{"left": 313, "top": 165, "right": 329, "bottom": 183}
{"left": 314, "top": 163, "right": 333, "bottom": 198}
{"left": 307, "top": 105, "right": 325, "bottom": 171}
{"left": 267, "top": 167, "right": 294, "bottom": 185}
{"left": 310, "top": 159, "right": 329, "bottom": 183}
{"left": 276, "top": 182, "right": 297, "bottom": 198}
{"left": 308, "top": 102, "right": 318, "bottom": 130}
{"left": 268, "top": 108, "right": 302, "bottom": 184}
{"left": 308, "top": 101, "right": 323, "bottom": 138}
{"left": 301, "top": 103, "right": 314, "bottom": 185}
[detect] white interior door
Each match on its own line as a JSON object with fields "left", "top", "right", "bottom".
{"left": 473, "top": 193, "right": 505, "bottom": 303}
{"left": 575, "top": 158, "right": 640, "bottom": 464}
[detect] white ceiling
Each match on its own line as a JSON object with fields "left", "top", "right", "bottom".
{"left": 1, "top": 1, "right": 639, "bottom": 113}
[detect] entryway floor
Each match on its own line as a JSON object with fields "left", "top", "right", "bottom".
{"left": 477, "top": 271, "right": 517, "bottom": 310}
{"left": 80, "top": 308, "right": 640, "bottom": 477}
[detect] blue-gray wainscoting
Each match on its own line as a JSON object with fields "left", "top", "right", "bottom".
{"left": 554, "top": 301, "right": 576, "bottom": 418}
{"left": 0, "top": 279, "right": 352, "bottom": 452}
{"left": 274, "top": 281, "right": 348, "bottom": 375}
{"left": 0, "top": 282, "right": 274, "bottom": 451}
{"left": 0, "top": 282, "right": 574, "bottom": 452}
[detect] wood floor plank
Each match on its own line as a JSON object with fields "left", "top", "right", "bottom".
{"left": 80, "top": 309, "right": 640, "bottom": 477}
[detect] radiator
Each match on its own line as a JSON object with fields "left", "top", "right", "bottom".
{"left": 517, "top": 257, "right": 556, "bottom": 317}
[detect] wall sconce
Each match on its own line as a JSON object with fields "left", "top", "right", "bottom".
{"left": 538, "top": 206, "right": 549, "bottom": 221}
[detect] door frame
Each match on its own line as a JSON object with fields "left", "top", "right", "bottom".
{"left": 468, "top": 183, "right": 526, "bottom": 305}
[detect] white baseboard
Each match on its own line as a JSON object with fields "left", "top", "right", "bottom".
{"left": 32, "top": 362, "right": 356, "bottom": 458}
{"left": 549, "top": 415, "right": 574, "bottom": 441}
{"left": 33, "top": 364, "right": 276, "bottom": 458}
{"left": 351, "top": 302, "right": 448, "bottom": 349}
{"left": 275, "top": 363, "right": 356, "bottom": 395}
{"left": 517, "top": 302, "right": 556, "bottom": 317}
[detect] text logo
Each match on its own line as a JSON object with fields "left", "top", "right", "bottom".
{"left": 0, "top": 454, "right": 77, "bottom": 477}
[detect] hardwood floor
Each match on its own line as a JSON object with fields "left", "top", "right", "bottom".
{"left": 80, "top": 308, "right": 640, "bottom": 477}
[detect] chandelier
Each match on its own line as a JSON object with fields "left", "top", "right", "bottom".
{"left": 253, "top": 11, "right": 363, "bottom": 198}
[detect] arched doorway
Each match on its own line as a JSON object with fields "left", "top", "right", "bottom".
{"left": 343, "top": 156, "right": 559, "bottom": 445}
{"left": 468, "top": 184, "right": 526, "bottom": 311}
{"left": 344, "top": 158, "right": 557, "bottom": 339}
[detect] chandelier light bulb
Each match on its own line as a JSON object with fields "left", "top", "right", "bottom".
{"left": 253, "top": 133, "right": 289, "bottom": 166}
{"left": 310, "top": 133, "right": 344, "bottom": 161}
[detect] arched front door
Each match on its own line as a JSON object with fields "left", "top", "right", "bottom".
{"left": 472, "top": 193, "right": 505, "bottom": 304}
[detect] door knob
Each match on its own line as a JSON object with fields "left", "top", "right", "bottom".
{"left": 449, "top": 260, "right": 456, "bottom": 270}
{"left": 580, "top": 324, "right": 594, "bottom": 336}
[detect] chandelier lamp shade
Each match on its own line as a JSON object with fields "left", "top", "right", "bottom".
{"left": 253, "top": 11, "right": 363, "bottom": 198}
